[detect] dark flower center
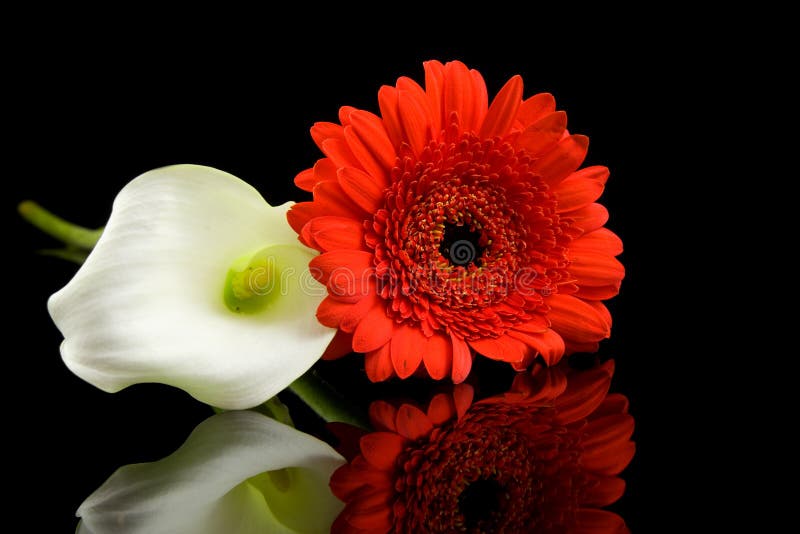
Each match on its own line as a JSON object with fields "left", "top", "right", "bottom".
{"left": 368, "top": 132, "right": 574, "bottom": 340}
{"left": 394, "top": 403, "right": 591, "bottom": 533}
{"left": 458, "top": 478, "right": 502, "bottom": 529}
{"left": 439, "top": 223, "right": 484, "bottom": 267}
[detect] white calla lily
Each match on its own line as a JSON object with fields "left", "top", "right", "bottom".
{"left": 76, "top": 410, "right": 345, "bottom": 534}
{"left": 48, "top": 165, "right": 333, "bottom": 409}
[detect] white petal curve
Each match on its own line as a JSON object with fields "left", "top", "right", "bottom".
{"left": 77, "top": 410, "right": 345, "bottom": 534}
{"left": 48, "top": 164, "right": 334, "bottom": 409}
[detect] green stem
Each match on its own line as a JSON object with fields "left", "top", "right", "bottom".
{"left": 18, "top": 201, "right": 103, "bottom": 249}
{"left": 37, "top": 247, "right": 90, "bottom": 265}
{"left": 288, "top": 371, "right": 371, "bottom": 430}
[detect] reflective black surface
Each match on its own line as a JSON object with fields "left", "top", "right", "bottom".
{"left": 6, "top": 23, "right": 714, "bottom": 532}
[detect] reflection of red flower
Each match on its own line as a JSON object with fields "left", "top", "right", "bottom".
{"left": 290, "top": 60, "right": 624, "bottom": 382}
{"left": 329, "top": 361, "right": 634, "bottom": 533}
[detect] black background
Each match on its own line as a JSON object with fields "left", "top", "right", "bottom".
{"left": 6, "top": 21, "right": 712, "bottom": 532}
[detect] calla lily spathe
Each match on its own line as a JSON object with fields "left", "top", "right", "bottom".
{"left": 48, "top": 165, "right": 334, "bottom": 409}
{"left": 77, "top": 410, "right": 345, "bottom": 534}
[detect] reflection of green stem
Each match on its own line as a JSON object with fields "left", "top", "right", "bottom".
{"left": 289, "top": 371, "right": 371, "bottom": 430}
{"left": 215, "top": 397, "right": 297, "bottom": 427}
{"left": 18, "top": 201, "right": 103, "bottom": 249}
{"left": 259, "top": 396, "right": 295, "bottom": 427}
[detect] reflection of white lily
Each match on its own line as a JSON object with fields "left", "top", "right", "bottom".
{"left": 77, "top": 410, "right": 345, "bottom": 534}
{"left": 49, "top": 165, "right": 334, "bottom": 409}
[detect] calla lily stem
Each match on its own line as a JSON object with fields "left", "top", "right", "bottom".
{"left": 18, "top": 200, "right": 103, "bottom": 250}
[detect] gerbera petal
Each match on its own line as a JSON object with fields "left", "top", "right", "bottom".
{"left": 516, "top": 111, "right": 567, "bottom": 155}
{"left": 330, "top": 511, "right": 369, "bottom": 534}
{"left": 343, "top": 126, "right": 390, "bottom": 188}
{"left": 505, "top": 363, "right": 568, "bottom": 403}
{"left": 314, "top": 156, "right": 340, "bottom": 181}
{"left": 49, "top": 165, "right": 333, "bottom": 410}
{"left": 394, "top": 77, "right": 435, "bottom": 154}
{"left": 338, "top": 166, "right": 385, "bottom": 213}
{"left": 77, "top": 411, "right": 344, "bottom": 534}
{"left": 427, "top": 393, "right": 457, "bottom": 425}
{"left": 350, "top": 110, "right": 396, "bottom": 183}
{"left": 339, "top": 106, "right": 359, "bottom": 126}
{"left": 582, "top": 414, "right": 635, "bottom": 461}
{"left": 378, "top": 85, "right": 404, "bottom": 150}
{"left": 294, "top": 168, "right": 317, "bottom": 192}
{"left": 533, "top": 134, "right": 590, "bottom": 186}
{"left": 515, "top": 92, "right": 556, "bottom": 127}
{"left": 453, "top": 383, "right": 474, "bottom": 420}
{"left": 584, "top": 440, "right": 637, "bottom": 477}
{"left": 444, "top": 60, "right": 476, "bottom": 133}
{"left": 353, "top": 305, "right": 394, "bottom": 353}
{"left": 566, "top": 340, "right": 601, "bottom": 354}
{"left": 574, "top": 284, "right": 622, "bottom": 301}
{"left": 310, "top": 250, "right": 373, "bottom": 286}
{"left": 570, "top": 251, "right": 625, "bottom": 287}
{"left": 294, "top": 158, "right": 340, "bottom": 204}
{"left": 513, "top": 315, "right": 550, "bottom": 333}
{"left": 468, "top": 334, "right": 529, "bottom": 363}
{"left": 574, "top": 509, "right": 629, "bottom": 532}
{"left": 286, "top": 201, "right": 317, "bottom": 237}
{"left": 311, "top": 121, "right": 345, "bottom": 150}
{"left": 547, "top": 294, "right": 611, "bottom": 343}
{"left": 322, "top": 138, "right": 362, "bottom": 170}
{"left": 313, "top": 177, "right": 369, "bottom": 218}
{"left": 470, "top": 67, "right": 489, "bottom": 130}
{"left": 423, "top": 59, "right": 445, "bottom": 135}
{"left": 507, "top": 328, "right": 566, "bottom": 366}
{"left": 588, "top": 301, "right": 612, "bottom": 327}
{"left": 570, "top": 165, "right": 611, "bottom": 185}
{"left": 554, "top": 364, "right": 614, "bottom": 425}
{"left": 390, "top": 324, "right": 426, "bottom": 378}
{"left": 360, "top": 432, "right": 406, "bottom": 470}
{"left": 422, "top": 332, "right": 452, "bottom": 380}
{"left": 322, "top": 330, "right": 354, "bottom": 361}
{"left": 342, "top": 489, "right": 394, "bottom": 531}
{"left": 555, "top": 166, "right": 609, "bottom": 212}
{"left": 310, "top": 216, "right": 366, "bottom": 251}
{"left": 570, "top": 228, "right": 623, "bottom": 256}
{"left": 451, "top": 333, "right": 473, "bottom": 383}
{"left": 395, "top": 404, "right": 434, "bottom": 440}
{"left": 592, "top": 393, "right": 630, "bottom": 419}
{"left": 329, "top": 457, "right": 393, "bottom": 501}
{"left": 563, "top": 203, "right": 610, "bottom": 234}
{"left": 398, "top": 88, "right": 433, "bottom": 157}
{"left": 583, "top": 475, "right": 627, "bottom": 507}
{"left": 364, "top": 343, "right": 394, "bottom": 382}
{"left": 369, "top": 400, "right": 398, "bottom": 432}
{"left": 329, "top": 464, "right": 363, "bottom": 502}
{"left": 316, "top": 295, "right": 373, "bottom": 332}
{"left": 480, "top": 75, "right": 523, "bottom": 139}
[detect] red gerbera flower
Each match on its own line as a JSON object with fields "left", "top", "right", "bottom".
{"left": 289, "top": 60, "right": 624, "bottom": 382}
{"left": 329, "top": 360, "right": 634, "bottom": 533}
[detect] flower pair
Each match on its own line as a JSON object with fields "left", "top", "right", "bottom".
{"left": 47, "top": 60, "right": 631, "bottom": 533}
{"left": 51, "top": 60, "right": 624, "bottom": 413}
